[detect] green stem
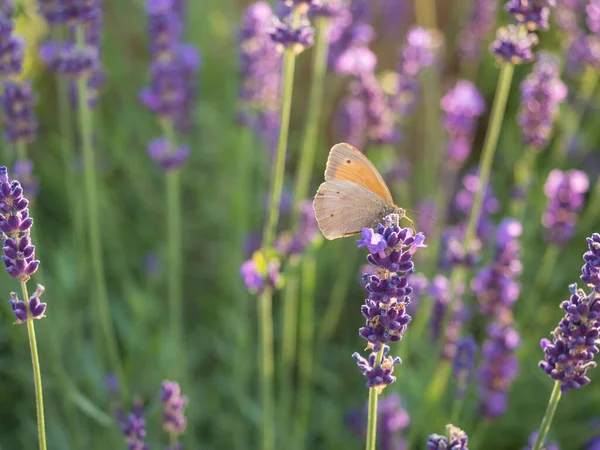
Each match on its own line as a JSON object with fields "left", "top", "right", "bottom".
{"left": 414, "top": 0, "right": 438, "bottom": 29}
{"left": 449, "top": 396, "right": 464, "bottom": 426}
{"left": 22, "top": 281, "right": 47, "bottom": 450}
{"left": 365, "top": 348, "right": 384, "bottom": 450}
{"left": 462, "top": 62, "right": 514, "bottom": 255}
{"left": 75, "top": 26, "right": 125, "bottom": 395}
{"left": 292, "top": 16, "right": 329, "bottom": 220}
{"left": 279, "top": 257, "right": 300, "bottom": 435}
{"left": 262, "top": 46, "right": 297, "bottom": 250}
{"left": 259, "top": 288, "right": 275, "bottom": 450}
{"left": 294, "top": 251, "right": 318, "bottom": 449}
{"left": 532, "top": 382, "right": 562, "bottom": 450}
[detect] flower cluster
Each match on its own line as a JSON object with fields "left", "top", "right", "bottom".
{"left": 458, "top": 0, "right": 498, "bottom": 61}
{"left": 490, "top": 24, "right": 539, "bottom": 64}
{"left": 441, "top": 80, "right": 486, "bottom": 166}
{"left": 472, "top": 219, "right": 523, "bottom": 320}
{"left": 478, "top": 321, "right": 520, "bottom": 419}
{"left": 275, "top": 200, "right": 319, "bottom": 257}
{"left": 240, "top": 250, "right": 282, "bottom": 294}
{"left": 352, "top": 345, "right": 402, "bottom": 392}
{"left": 518, "top": 52, "right": 567, "bottom": 150}
{"left": 437, "top": 225, "right": 481, "bottom": 270}
{"left": 141, "top": 0, "right": 201, "bottom": 170}
{"left": 270, "top": 13, "right": 315, "bottom": 54}
{"left": 347, "top": 393, "right": 410, "bottom": 450}
{"left": 39, "top": 1, "right": 105, "bottom": 107}
{"left": 505, "top": 0, "right": 554, "bottom": 31}
{"left": 539, "top": 280, "right": 600, "bottom": 393}
{"left": 427, "top": 424, "right": 469, "bottom": 450}
{"left": 542, "top": 169, "right": 589, "bottom": 247}
{"left": 9, "top": 284, "right": 46, "bottom": 324}
{"left": 589, "top": 0, "right": 600, "bottom": 34}
{"left": 0, "top": 167, "right": 39, "bottom": 282}
{"left": 582, "top": 233, "right": 600, "bottom": 292}
{"left": 121, "top": 412, "right": 149, "bottom": 450}
{"left": 354, "top": 214, "right": 425, "bottom": 390}
{"left": 453, "top": 336, "right": 477, "bottom": 399}
{"left": 0, "top": 6, "right": 23, "bottom": 77}
{"left": 394, "top": 27, "right": 442, "bottom": 117}
{"left": 161, "top": 380, "right": 188, "bottom": 441}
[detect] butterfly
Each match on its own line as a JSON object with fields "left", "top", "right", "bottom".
{"left": 312, "top": 143, "right": 411, "bottom": 240}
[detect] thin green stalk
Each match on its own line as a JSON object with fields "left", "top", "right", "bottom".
{"left": 294, "top": 251, "right": 318, "bottom": 449}
{"left": 21, "top": 281, "right": 47, "bottom": 450}
{"left": 414, "top": 0, "right": 438, "bottom": 29}
{"left": 259, "top": 288, "right": 275, "bottom": 450}
{"left": 449, "top": 396, "right": 464, "bottom": 427}
{"left": 365, "top": 347, "right": 384, "bottom": 450}
{"left": 279, "top": 257, "right": 300, "bottom": 434}
{"left": 462, "top": 63, "right": 514, "bottom": 255}
{"left": 292, "top": 16, "right": 329, "bottom": 218}
{"left": 581, "top": 176, "right": 600, "bottom": 232}
{"left": 532, "top": 382, "right": 562, "bottom": 450}
{"left": 262, "top": 46, "right": 297, "bottom": 249}
{"left": 75, "top": 26, "right": 125, "bottom": 394}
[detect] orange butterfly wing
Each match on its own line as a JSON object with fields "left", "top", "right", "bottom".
{"left": 324, "top": 143, "right": 394, "bottom": 205}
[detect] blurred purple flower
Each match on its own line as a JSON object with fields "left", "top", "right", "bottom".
{"left": 539, "top": 282, "right": 600, "bottom": 393}
{"left": 478, "top": 321, "right": 520, "bottom": 419}
{"left": 582, "top": 233, "right": 600, "bottom": 292}
{"left": 9, "top": 284, "right": 45, "bottom": 324}
{"left": 12, "top": 160, "right": 39, "bottom": 201}
{"left": 505, "top": 0, "right": 553, "bottom": 31}
{"left": 0, "top": 166, "right": 39, "bottom": 282}
{"left": 353, "top": 345, "right": 402, "bottom": 392}
{"left": 120, "top": 412, "right": 149, "bottom": 450}
{"left": 472, "top": 219, "right": 523, "bottom": 319}
{"left": 441, "top": 80, "right": 486, "bottom": 166}
{"left": 161, "top": 380, "right": 188, "bottom": 439}
{"left": 1, "top": 82, "right": 38, "bottom": 144}
{"left": 427, "top": 424, "right": 469, "bottom": 449}
{"left": 270, "top": 12, "right": 315, "bottom": 54}
{"left": 523, "top": 431, "right": 559, "bottom": 450}
{"left": 458, "top": 0, "right": 498, "bottom": 61}
{"left": 0, "top": 33, "right": 23, "bottom": 76}
{"left": 542, "top": 169, "right": 589, "bottom": 247}
{"left": 453, "top": 171, "right": 499, "bottom": 240}
{"left": 490, "top": 25, "right": 539, "bottom": 64}
{"left": 240, "top": 251, "right": 282, "bottom": 294}
{"left": 518, "top": 52, "right": 567, "bottom": 150}
{"left": 275, "top": 200, "right": 319, "bottom": 256}
{"left": 453, "top": 336, "right": 477, "bottom": 399}
{"left": 437, "top": 224, "right": 481, "bottom": 270}
{"left": 147, "top": 137, "right": 189, "bottom": 170}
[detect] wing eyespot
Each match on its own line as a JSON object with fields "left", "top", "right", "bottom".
{"left": 346, "top": 159, "right": 351, "bottom": 163}
{"left": 330, "top": 213, "right": 334, "bottom": 217}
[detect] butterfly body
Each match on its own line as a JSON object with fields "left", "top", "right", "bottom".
{"left": 313, "top": 143, "right": 407, "bottom": 240}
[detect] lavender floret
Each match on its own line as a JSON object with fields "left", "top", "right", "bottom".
{"left": 9, "top": 284, "right": 45, "bottom": 323}
{"left": 427, "top": 424, "right": 469, "bottom": 449}
{"left": 353, "top": 345, "right": 402, "bottom": 392}
{"left": 490, "top": 25, "right": 539, "bottom": 64}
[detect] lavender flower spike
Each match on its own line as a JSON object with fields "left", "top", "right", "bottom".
{"left": 582, "top": 234, "right": 600, "bottom": 292}
{"left": 353, "top": 345, "right": 402, "bottom": 393}
{"left": 270, "top": 12, "right": 315, "bottom": 54}
{"left": 539, "top": 283, "right": 600, "bottom": 393}
{"left": 490, "top": 24, "right": 539, "bottom": 65}
{"left": 0, "top": 166, "right": 39, "bottom": 282}
{"left": 121, "top": 412, "right": 149, "bottom": 450}
{"left": 161, "top": 380, "right": 188, "bottom": 441}
{"left": 458, "top": 0, "right": 498, "bottom": 61}
{"left": 453, "top": 336, "right": 477, "bottom": 398}
{"left": 505, "top": 0, "right": 554, "bottom": 31}
{"left": 427, "top": 424, "right": 469, "bottom": 449}
{"left": 9, "top": 284, "right": 46, "bottom": 324}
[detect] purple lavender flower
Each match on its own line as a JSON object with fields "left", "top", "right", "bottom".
{"left": 0, "top": 33, "right": 23, "bottom": 76}
{"left": 353, "top": 345, "right": 402, "bottom": 392}
{"left": 523, "top": 431, "right": 560, "bottom": 450}
{"left": 146, "top": 0, "right": 183, "bottom": 56}
{"left": 240, "top": 251, "right": 282, "bottom": 294}
{"left": 582, "top": 234, "right": 600, "bottom": 292}
{"left": 438, "top": 225, "right": 482, "bottom": 270}
{"left": 589, "top": 1, "right": 600, "bottom": 34}
{"left": 505, "top": 0, "right": 553, "bottom": 31}
{"left": 161, "top": 380, "right": 188, "bottom": 438}
{"left": 0, "top": 167, "right": 39, "bottom": 282}
{"left": 490, "top": 25, "right": 539, "bottom": 64}
{"left": 539, "top": 283, "right": 600, "bottom": 393}
{"left": 478, "top": 321, "right": 520, "bottom": 419}
{"left": 1, "top": 82, "right": 38, "bottom": 144}
{"left": 270, "top": 13, "right": 315, "bottom": 54}
{"left": 518, "top": 52, "right": 567, "bottom": 150}
{"left": 120, "top": 412, "right": 149, "bottom": 450}
{"left": 472, "top": 219, "right": 522, "bottom": 319}
{"left": 348, "top": 393, "right": 410, "bottom": 450}
{"left": 542, "top": 169, "right": 589, "bottom": 247}
{"left": 427, "top": 424, "right": 469, "bottom": 449}
{"left": 453, "top": 336, "right": 477, "bottom": 399}
{"left": 147, "top": 137, "right": 189, "bottom": 170}
{"left": 441, "top": 80, "right": 486, "bottom": 166}
{"left": 275, "top": 200, "right": 319, "bottom": 256}
{"left": 9, "top": 284, "right": 45, "bottom": 324}
{"left": 310, "top": 0, "right": 345, "bottom": 17}
{"left": 458, "top": 0, "right": 498, "bottom": 61}
{"left": 334, "top": 73, "right": 398, "bottom": 147}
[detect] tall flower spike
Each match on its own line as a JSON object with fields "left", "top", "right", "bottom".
{"left": 490, "top": 24, "right": 539, "bottom": 64}
{"left": 120, "top": 412, "right": 149, "bottom": 450}
{"left": 505, "top": 0, "right": 554, "bottom": 31}
{"left": 542, "top": 169, "right": 589, "bottom": 247}
{"left": 458, "top": 0, "right": 498, "bottom": 61}
{"left": 0, "top": 166, "right": 39, "bottom": 282}
{"left": 441, "top": 80, "right": 486, "bottom": 166}
{"left": 539, "top": 283, "right": 600, "bottom": 393}
{"left": 161, "top": 380, "right": 188, "bottom": 439}
{"left": 518, "top": 52, "right": 567, "bottom": 150}
{"left": 453, "top": 336, "right": 477, "bottom": 399}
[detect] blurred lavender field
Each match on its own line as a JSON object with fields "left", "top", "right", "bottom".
{"left": 3, "top": 0, "right": 600, "bottom": 449}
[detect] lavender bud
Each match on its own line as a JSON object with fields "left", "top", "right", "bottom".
{"left": 353, "top": 345, "right": 402, "bottom": 393}
{"left": 490, "top": 25, "right": 539, "bottom": 65}
{"left": 270, "top": 13, "right": 315, "bottom": 54}
{"left": 505, "top": 0, "right": 553, "bottom": 31}
{"left": 147, "top": 137, "right": 189, "bottom": 171}
{"left": 427, "top": 424, "right": 469, "bottom": 449}
{"left": 161, "top": 380, "right": 188, "bottom": 437}
{"left": 582, "top": 234, "right": 600, "bottom": 292}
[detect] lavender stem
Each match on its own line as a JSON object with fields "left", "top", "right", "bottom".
{"left": 532, "top": 381, "right": 562, "bottom": 450}
{"left": 259, "top": 288, "right": 275, "bottom": 450}
{"left": 365, "top": 347, "right": 384, "bottom": 450}
{"left": 414, "top": 0, "right": 438, "bottom": 29}
{"left": 75, "top": 25, "right": 125, "bottom": 396}
{"left": 21, "top": 280, "right": 47, "bottom": 450}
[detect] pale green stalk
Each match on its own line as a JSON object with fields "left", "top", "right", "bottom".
{"left": 414, "top": 0, "right": 438, "bottom": 29}
{"left": 532, "top": 382, "right": 562, "bottom": 450}
{"left": 365, "top": 347, "right": 384, "bottom": 450}
{"left": 21, "top": 280, "right": 47, "bottom": 450}
{"left": 75, "top": 26, "right": 125, "bottom": 395}
{"left": 259, "top": 288, "right": 275, "bottom": 450}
